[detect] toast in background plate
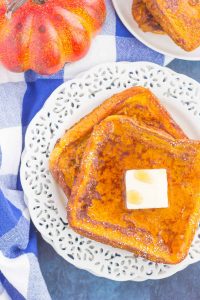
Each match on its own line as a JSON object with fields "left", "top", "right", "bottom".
{"left": 132, "top": 0, "right": 164, "bottom": 34}
{"left": 68, "top": 116, "right": 200, "bottom": 264}
{"left": 143, "top": 0, "right": 200, "bottom": 51}
{"left": 49, "top": 86, "right": 187, "bottom": 197}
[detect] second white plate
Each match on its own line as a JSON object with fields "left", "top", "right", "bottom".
{"left": 112, "top": 0, "right": 200, "bottom": 60}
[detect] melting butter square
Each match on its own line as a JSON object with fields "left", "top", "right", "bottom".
{"left": 125, "top": 169, "right": 168, "bottom": 210}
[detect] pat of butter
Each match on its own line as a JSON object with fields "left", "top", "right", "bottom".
{"left": 125, "top": 169, "right": 168, "bottom": 210}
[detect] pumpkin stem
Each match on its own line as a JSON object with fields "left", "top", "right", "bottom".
{"left": 6, "top": 0, "right": 27, "bottom": 18}
{"left": 34, "top": 0, "right": 46, "bottom": 4}
{"left": 6, "top": 0, "right": 46, "bottom": 19}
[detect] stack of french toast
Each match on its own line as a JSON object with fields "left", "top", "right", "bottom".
{"left": 132, "top": 0, "right": 200, "bottom": 51}
{"left": 49, "top": 87, "right": 200, "bottom": 264}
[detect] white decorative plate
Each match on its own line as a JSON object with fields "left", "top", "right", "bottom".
{"left": 21, "top": 62, "right": 200, "bottom": 281}
{"left": 112, "top": 0, "right": 200, "bottom": 60}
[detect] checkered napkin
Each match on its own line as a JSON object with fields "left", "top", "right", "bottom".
{"left": 0, "top": 1, "right": 166, "bottom": 299}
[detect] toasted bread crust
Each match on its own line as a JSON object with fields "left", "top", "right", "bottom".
{"left": 68, "top": 116, "right": 200, "bottom": 264}
{"left": 132, "top": 0, "right": 165, "bottom": 34}
{"left": 49, "top": 87, "right": 187, "bottom": 197}
{"left": 143, "top": 0, "right": 200, "bottom": 51}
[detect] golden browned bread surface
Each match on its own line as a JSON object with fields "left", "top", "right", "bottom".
{"left": 68, "top": 116, "right": 200, "bottom": 264}
{"left": 132, "top": 0, "right": 164, "bottom": 34}
{"left": 49, "top": 87, "right": 187, "bottom": 197}
{"left": 143, "top": 0, "right": 200, "bottom": 51}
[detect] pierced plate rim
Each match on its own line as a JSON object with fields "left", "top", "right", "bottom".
{"left": 20, "top": 61, "right": 200, "bottom": 281}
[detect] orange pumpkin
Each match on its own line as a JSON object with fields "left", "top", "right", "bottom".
{"left": 0, "top": 0, "right": 106, "bottom": 74}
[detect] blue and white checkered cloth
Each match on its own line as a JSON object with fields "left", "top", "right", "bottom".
{"left": 0, "top": 1, "right": 168, "bottom": 299}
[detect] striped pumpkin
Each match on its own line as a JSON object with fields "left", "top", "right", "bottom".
{"left": 0, "top": 0, "right": 106, "bottom": 74}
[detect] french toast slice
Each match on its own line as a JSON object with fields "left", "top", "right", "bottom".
{"left": 143, "top": 0, "right": 200, "bottom": 51}
{"left": 49, "top": 87, "right": 187, "bottom": 197}
{"left": 132, "top": 0, "right": 164, "bottom": 34}
{"left": 68, "top": 116, "right": 200, "bottom": 264}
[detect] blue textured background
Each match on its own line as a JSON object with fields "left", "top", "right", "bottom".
{"left": 38, "top": 59, "right": 200, "bottom": 300}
